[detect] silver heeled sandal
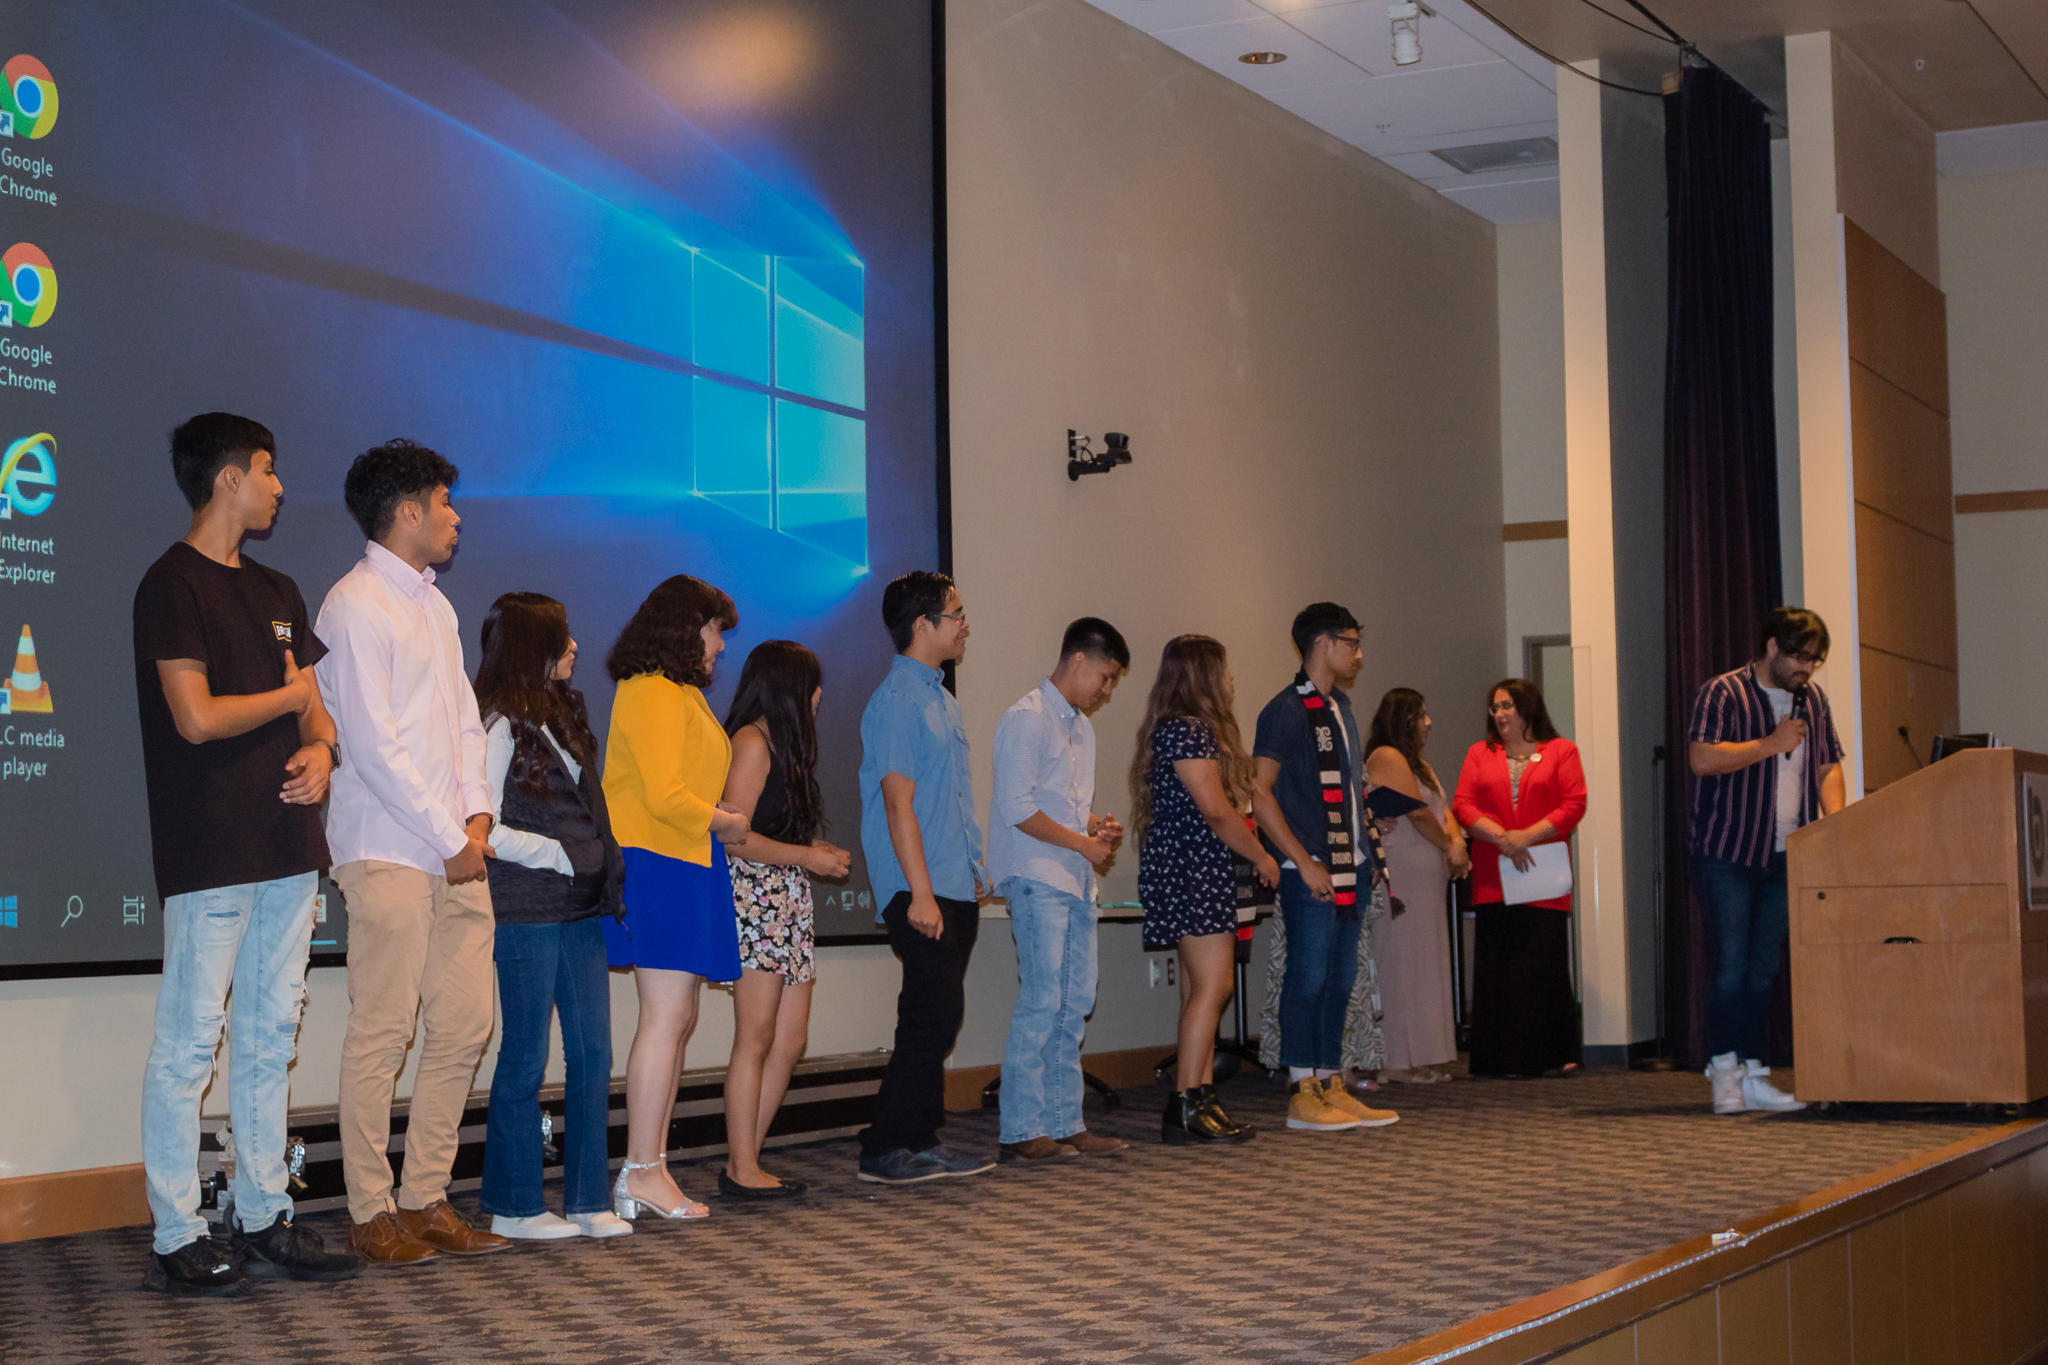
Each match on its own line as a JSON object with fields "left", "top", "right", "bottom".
{"left": 612, "top": 1157, "right": 710, "bottom": 1221}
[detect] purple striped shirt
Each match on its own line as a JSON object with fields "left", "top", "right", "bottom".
{"left": 1686, "top": 665, "right": 1844, "bottom": 866}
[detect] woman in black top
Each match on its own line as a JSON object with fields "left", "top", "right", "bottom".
{"left": 1130, "top": 635, "right": 1277, "bottom": 1145}
{"left": 717, "top": 641, "right": 852, "bottom": 1197}
{"left": 474, "top": 593, "right": 628, "bottom": 1239}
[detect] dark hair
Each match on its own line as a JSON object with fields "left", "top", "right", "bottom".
{"left": 1760, "top": 606, "right": 1830, "bottom": 663}
{"left": 170, "top": 412, "right": 275, "bottom": 510}
{"left": 882, "top": 570, "right": 956, "bottom": 652}
{"left": 474, "top": 593, "right": 598, "bottom": 799}
{"left": 1368, "top": 687, "right": 1440, "bottom": 794}
{"left": 1060, "top": 616, "right": 1130, "bottom": 669}
{"left": 343, "top": 438, "right": 460, "bottom": 541}
{"left": 723, "top": 640, "right": 826, "bottom": 845}
{"left": 1483, "top": 677, "right": 1560, "bottom": 750}
{"left": 607, "top": 575, "right": 739, "bottom": 687}
{"left": 1290, "top": 601, "right": 1360, "bottom": 657}
{"left": 1128, "top": 635, "right": 1252, "bottom": 852}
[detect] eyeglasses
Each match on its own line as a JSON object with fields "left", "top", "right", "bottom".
{"left": 1488, "top": 701, "right": 1518, "bottom": 714}
{"left": 1786, "top": 649, "right": 1825, "bottom": 666}
{"left": 935, "top": 610, "right": 967, "bottom": 624}
{"left": 1328, "top": 634, "right": 1362, "bottom": 652}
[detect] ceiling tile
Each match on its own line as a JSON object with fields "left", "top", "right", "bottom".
{"left": 1371, "top": 118, "right": 1558, "bottom": 157}
{"left": 1935, "top": 119, "right": 2048, "bottom": 177}
{"left": 1265, "top": 61, "right": 1558, "bottom": 147}
{"left": 1435, "top": 175, "right": 1561, "bottom": 224}
{"left": 1084, "top": 0, "right": 1269, "bottom": 36}
{"left": 1377, "top": 150, "right": 1471, "bottom": 181}
{"left": 1281, "top": 1, "right": 1512, "bottom": 79}
{"left": 1148, "top": 15, "right": 1371, "bottom": 92}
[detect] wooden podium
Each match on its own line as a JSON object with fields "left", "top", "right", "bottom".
{"left": 1787, "top": 747, "right": 2048, "bottom": 1104}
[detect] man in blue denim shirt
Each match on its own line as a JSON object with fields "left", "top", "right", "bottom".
{"left": 989, "top": 618, "right": 1130, "bottom": 1165}
{"left": 856, "top": 571, "right": 995, "bottom": 1184}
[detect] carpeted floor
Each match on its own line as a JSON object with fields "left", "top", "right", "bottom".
{"left": 2, "top": 1067, "right": 2000, "bottom": 1365}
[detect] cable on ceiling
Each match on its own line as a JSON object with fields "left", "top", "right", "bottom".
{"left": 1572, "top": 0, "right": 1678, "bottom": 47}
{"left": 1460, "top": 0, "right": 1665, "bottom": 98}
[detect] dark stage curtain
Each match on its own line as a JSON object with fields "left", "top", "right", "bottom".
{"left": 1661, "top": 66, "right": 1784, "bottom": 1065}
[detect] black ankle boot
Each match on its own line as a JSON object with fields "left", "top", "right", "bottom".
{"left": 1196, "top": 1084, "right": 1257, "bottom": 1143}
{"left": 1163, "top": 1089, "right": 1236, "bottom": 1145}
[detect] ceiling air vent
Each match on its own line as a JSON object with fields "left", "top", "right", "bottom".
{"left": 1428, "top": 136, "right": 1559, "bottom": 174}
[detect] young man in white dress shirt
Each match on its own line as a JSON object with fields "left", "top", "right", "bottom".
{"left": 315, "top": 439, "right": 509, "bottom": 1265}
{"left": 990, "top": 618, "right": 1130, "bottom": 1163}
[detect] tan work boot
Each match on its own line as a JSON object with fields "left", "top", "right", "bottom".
{"left": 1321, "top": 1076, "right": 1401, "bottom": 1128}
{"left": 1286, "top": 1078, "right": 1365, "bottom": 1131}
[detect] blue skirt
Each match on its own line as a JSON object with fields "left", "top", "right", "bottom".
{"left": 603, "top": 842, "right": 743, "bottom": 982}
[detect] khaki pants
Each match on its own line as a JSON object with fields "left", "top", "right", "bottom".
{"left": 335, "top": 859, "right": 495, "bottom": 1224}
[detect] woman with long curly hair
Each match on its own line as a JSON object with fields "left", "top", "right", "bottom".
{"left": 602, "top": 575, "right": 750, "bottom": 1222}
{"left": 716, "top": 641, "right": 851, "bottom": 1198}
{"left": 1129, "top": 635, "right": 1277, "bottom": 1144}
{"left": 473, "top": 593, "right": 630, "bottom": 1239}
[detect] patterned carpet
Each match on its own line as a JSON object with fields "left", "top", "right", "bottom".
{"left": 2, "top": 1067, "right": 1998, "bottom": 1365}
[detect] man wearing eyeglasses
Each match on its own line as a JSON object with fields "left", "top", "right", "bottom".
{"left": 1686, "top": 606, "right": 1846, "bottom": 1115}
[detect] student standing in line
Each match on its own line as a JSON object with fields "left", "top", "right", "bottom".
{"left": 602, "top": 575, "right": 750, "bottom": 1222}
{"left": 134, "top": 412, "right": 361, "bottom": 1295}
{"left": 318, "top": 439, "right": 509, "bottom": 1265}
{"left": 855, "top": 571, "right": 996, "bottom": 1185}
{"left": 990, "top": 618, "right": 1131, "bottom": 1165}
{"left": 1251, "top": 603, "right": 1399, "bottom": 1133}
{"left": 717, "top": 640, "right": 852, "bottom": 1198}
{"left": 472, "top": 593, "right": 632, "bottom": 1240}
{"left": 1131, "top": 634, "right": 1275, "bottom": 1145}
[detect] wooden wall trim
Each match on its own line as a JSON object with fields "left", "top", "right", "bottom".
{"left": 0, "top": 1163, "right": 148, "bottom": 1246}
{"left": 1351, "top": 1116, "right": 2048, "bottom": 1365}
{"left": 943, "top": 1044, "right": 1169, "bottom": 1112}
{"left": 1504, "top": 521, "right": 1569, "bottom": 543}
{"left": 1957, "top": 490, "right": 2048, "bottom": 515}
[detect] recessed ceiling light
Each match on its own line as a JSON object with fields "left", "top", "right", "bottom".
{"left": 1239, "top": 51, "right": 1287, "bottom": 64}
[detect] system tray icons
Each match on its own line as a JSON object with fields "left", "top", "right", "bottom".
{"left": 4, "top": 623, "right": 51, "bottom": 712}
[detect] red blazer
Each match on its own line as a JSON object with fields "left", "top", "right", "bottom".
{"left": 1450, "top": 738, "right": 1587, "bottom": 910}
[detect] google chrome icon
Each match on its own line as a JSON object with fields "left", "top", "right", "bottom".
{"left": 1, "top": 244, "right": 56, "bottom": 328}
{"left": 1, "top": 56, "right": 56, "bottom": 140}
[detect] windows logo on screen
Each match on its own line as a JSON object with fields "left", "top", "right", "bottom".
{"left": 1, "top": 432, "right": 55, "bottom": 519}
{"left": 0, "top": 56, "right": 57, "bottom": 139}
{"left": 0, "top": 895, "right": 16, "bottom": 929}
{"left": 0, "top": 243, "right": 55, "bottom": 327}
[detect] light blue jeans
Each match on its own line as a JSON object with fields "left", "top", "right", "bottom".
{"left": 998, "top": 877, "right": 1098, "bottom": 1145}
{"left": 141, "top": 872, "right": 317, "bottom": 1253}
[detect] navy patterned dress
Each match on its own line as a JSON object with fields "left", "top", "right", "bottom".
{"left": 1138, "top": 717, "right": 1239, "bottom": 950}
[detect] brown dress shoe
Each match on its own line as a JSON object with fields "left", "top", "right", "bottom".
{"left": 395, "top": 1201, "right": 513, "bottom": 1256}
{"left": 348, "top": 1210, "right": 441, "bottom": 1266}
{"left": 997, "top": 1136, "right": 1079, "bottom": 1163}
{"left": 1056, "top": 1129, "right": 1129, "bottom": 1156}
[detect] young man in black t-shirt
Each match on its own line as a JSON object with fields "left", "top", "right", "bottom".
{"left": 132, "top": 413, "right": 360, "bottom": 1296}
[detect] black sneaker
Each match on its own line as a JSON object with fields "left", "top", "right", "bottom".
{"left": 232, "top": 1213, "right": 363, "bottom": 1283}
{"left": 142, "top": 1236, "right": 252, "bottom": 1298}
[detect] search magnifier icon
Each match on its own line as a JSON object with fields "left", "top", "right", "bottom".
{"left": 62, "top": 896, "right": 82, "bottom": 927}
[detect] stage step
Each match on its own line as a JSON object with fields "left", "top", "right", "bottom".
{"left": 196, "top": 1050, "right": 888, "bottom": 1223}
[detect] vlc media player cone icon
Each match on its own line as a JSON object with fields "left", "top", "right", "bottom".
{"left": 7, "top": 625, "right": 52, "bottom": 713}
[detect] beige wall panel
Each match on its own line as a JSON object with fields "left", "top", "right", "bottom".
{"left": 1635, "top": 1290, "right": 1719, "bottom": 1365}
{"left": 1854, "top": 507, "right": 1959, "bottom": 671}
{"left": 1831, "top": 39, "right": 1940, "bottom": 291}
{"left": 1788, "top": 1239, "right": 1853, "bottom": 1365}
{"left": 1844, "top": 219, "right": 1948, "bottom": 417}
{"left": 1850, "top": 363, "right": 1953, "bottom": 543}
{"left": 1901, "top": 1191, "right": 1958, "bottom": 1365}
{"left": 1857, "top": 647, "right": 1960, "bottom": 791}
{"left": 1851, "top": 1212, "right": 1910, "bottom": 1365}
{"left": 1721, "top": 1263, "right": 1793, "bottom": 1365}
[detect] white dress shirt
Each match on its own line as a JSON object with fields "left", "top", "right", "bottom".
{"left": 315, "top": 540, "right": 490, "bottom": 875}
{"left": 484, "top": 716, "right": 578, "bottom": 876}
{"left": 988, "top": 678, "right": 1097, "bottom": 901}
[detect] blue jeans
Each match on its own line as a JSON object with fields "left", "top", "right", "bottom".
{"left": 1692, "top": 853, "right": 1788, "bottom": 1063}
{"left": 997, "top": 878, "right": 1098, "bottom": 1145}
{"left": 141, "top": 872, "right": 317, "bottom": 1253}
{"left": 1277, "top": 869, "right": 1360, "bottom": 1070}
{"left": 480, "top": 916, "right": 614, "bottom": 1217}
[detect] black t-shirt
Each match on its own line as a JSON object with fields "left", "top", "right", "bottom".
{"left": 133, "top": 542, "right": 332, "bottom": 898}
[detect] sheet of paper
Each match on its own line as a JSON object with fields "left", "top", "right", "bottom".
{"left": 1498, "top": 841, "right": 1573, "bottom": 903}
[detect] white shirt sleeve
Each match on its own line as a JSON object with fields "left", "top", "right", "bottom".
{"left": 990, "top": 705, "right": 1048, "bottom": 833}
{"left": 484, "top": 716, "right": 576, "bottom": 876}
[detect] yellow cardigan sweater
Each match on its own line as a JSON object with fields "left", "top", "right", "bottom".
{"left": 602, "top": 674, "right": 732, "bottom": 866}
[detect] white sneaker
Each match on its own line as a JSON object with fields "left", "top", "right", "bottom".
{"left": 1740, "top": 1060, "right": 1807, "bottom": 1113}
{"left": 491, "top": 1211, "right": 582, "bottom": 1239}
{"left": 567, "top": 1210, "right": 634, "bottom": 1238}
{"left": 1706, "top": 1052, "right": 1746, "bottom": 1115}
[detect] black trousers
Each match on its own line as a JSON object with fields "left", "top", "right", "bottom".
{"left": 1468, "top": 902, "right": 1581, "bottom": 1077}
{"left": 859, "top": 892, "right": 981, "bottom": 1158}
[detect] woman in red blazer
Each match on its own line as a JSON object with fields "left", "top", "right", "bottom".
{"left": 1451, "top": 678, "right": 1588, "bottom": 1077}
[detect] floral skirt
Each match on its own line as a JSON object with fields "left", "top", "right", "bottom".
{"left": 729, "top": 858, "right": 816, "bottom": 984}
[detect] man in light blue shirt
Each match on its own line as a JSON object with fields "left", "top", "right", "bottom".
{"left": 855, "top": 571, "right": 993, "bottom": 1185}
{"left": 989, "top": 618, "right": 1129, "bottom": 1164}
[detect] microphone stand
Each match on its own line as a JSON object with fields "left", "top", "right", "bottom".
{"left": 1632, "top": 743, "right": 1682, "bottom": 1071}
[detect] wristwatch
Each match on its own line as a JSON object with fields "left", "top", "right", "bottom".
{"left": 321, "top": 739, "right": 341, "bottom": 769}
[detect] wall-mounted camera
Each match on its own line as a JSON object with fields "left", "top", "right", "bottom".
{"left": 1068, "top": 429, "right": 1133, "bottom": 482}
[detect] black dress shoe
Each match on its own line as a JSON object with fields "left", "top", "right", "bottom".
{"left": 718, "top": 1169, "right": 805, "bottom": 1199}
{"left": 1196, "top": 1083, "right": 1257, "bottom": 1143}
{"left": 1162, "top": 1089, "right": 1239, "bottom": 1145}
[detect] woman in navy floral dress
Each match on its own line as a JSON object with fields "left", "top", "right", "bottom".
{"left": 1130, "top": 635, "right": 1278, "bottom": 1145}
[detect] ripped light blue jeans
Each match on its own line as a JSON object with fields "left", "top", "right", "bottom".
{"left": 141, "top": 872, "right": 317, "bottom": 1253}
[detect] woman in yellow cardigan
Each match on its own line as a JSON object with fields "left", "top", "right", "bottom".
{"left": 601, "top": 575, "right": 750, "bottom": 1222}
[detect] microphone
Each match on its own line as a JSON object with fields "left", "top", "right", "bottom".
{"left": 1786, "top": 686, "right": 1807, "bottom": 763}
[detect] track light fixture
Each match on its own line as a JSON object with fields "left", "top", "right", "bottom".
{"left": 1068, "top": 430, "right": 1132, "bottom": 482}
{"left": 1389, "top": 0, "right": 1423, "bottom": 66}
